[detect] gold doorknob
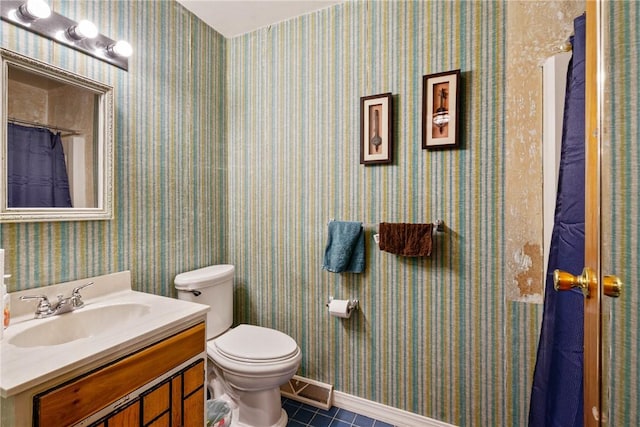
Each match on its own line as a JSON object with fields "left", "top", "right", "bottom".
{"left": 602, "top": 275, "right": 622, "bottom": 298}
{"left": 554, "top": 268, "right": 594, "bottom": 297}
{"left": 554, "top": 268, "right": 623, "bottom": 298}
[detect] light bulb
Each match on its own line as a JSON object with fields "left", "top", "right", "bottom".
{"left": 17, "top": 0, "right": 51, "bottom": 21}
{"left": 67, "top": 19, "right": 98, "bottom": 40}
{"left": 112, "top": 40, "right": 132, "bottom": 58}
{"left": 76, "top": 20, "right": 98, "bottom": 38}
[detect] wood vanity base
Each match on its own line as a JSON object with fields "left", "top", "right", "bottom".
{"left": 33, "top": 323, "right": 205, "bottom": 426}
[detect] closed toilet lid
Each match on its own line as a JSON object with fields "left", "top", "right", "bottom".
{"left": 213, "top": 324, "right": 299, "bottom": 362}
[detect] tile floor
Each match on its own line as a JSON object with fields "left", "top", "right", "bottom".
{"left": 283, "top": 398, "right": 396, "bottom": 427}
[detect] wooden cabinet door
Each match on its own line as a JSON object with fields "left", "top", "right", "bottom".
{"left": 88, "top": 400, "right": 141, "bottom": 427}
{"left": 106, "top": 402, "right": 141, "bottom": 426}
{"left": 34, "top": 323, "right": 205, "bottom": 426}
{"left": 142, "top": 381, "right": 172, "bottom": 426}
{"left": 141, "top": 360, "right": 205, "bottom": 427}
{"left": 180, "top": 360, "right": 205, "bottom": 427}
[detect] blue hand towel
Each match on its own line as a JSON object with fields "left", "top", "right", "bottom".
{"left": 322, "top": 221, "right": 365, "bottom": 273}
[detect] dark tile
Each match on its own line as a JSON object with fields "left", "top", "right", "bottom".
{"left": 334, "top": 409, "right": 356, "bottom": 423}
{"left": 317, "top": 406, "right": 339, "bottom": 417}
{"left": 353, "top": 414, "right": 375, "bottom": 427}
{"left": 284, "top": 400, "right": 302, "bottom": 417}
{"left": 282, "top": 399, "right": 394, "bottom": 427}
{"left": 309, "top": 413, "right": 333, "bottom": 427}
{"left": 300, "top": 402, "right": 319, "bottom": 411}
{"left": 291, "top": 408, "right": 316, "bottom": 424}
{"left": 283, "top": 398, "right": 302, "bottom": 408}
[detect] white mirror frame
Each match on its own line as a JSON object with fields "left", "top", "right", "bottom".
{"left": 0, "top": 48, "right": 113, "bottom": 222}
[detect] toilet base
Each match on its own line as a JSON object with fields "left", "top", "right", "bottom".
{"left": 231, "top": 409, "right": 287, "bottom": 427}
{"left": 235, "top": 387, "right": 287, "bottom": 427}
{"left": 213, "top": 389, "right": 288, "bottom": 427}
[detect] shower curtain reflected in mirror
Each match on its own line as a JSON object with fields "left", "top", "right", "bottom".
{"left": 7, "top": 123, "right": 72, "bottom": 208}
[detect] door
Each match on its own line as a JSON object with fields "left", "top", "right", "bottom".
{"left": 582, "top": 3, "right": 604, "bottom": 425}
{"left": 596, "top": 1, "right": 639, "bottom": 426}
{"left": 580, "top": 1, "right": 637, "bottom": 426}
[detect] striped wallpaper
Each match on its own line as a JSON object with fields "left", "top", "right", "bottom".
{"left": 226, "top": 1, "right": 636, "bottom": 425}
{"left": 0, "top": 1, "right": 227, "bottom": 295}
{"left": 1, "top": 0, "right": 638, "bottom": 426}
{"left": 225, "top": 1, "right": 532, "bottom": 425}
{"left": 604, "top": 2, "right": 640, "bottom": 426}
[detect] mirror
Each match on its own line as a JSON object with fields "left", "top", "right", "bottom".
{"left": 0, "top": 48, "right": 113, "bottom": 222}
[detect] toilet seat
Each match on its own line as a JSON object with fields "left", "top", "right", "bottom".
{"left": 210, "top": 324, "right": 299, "bottom": 363}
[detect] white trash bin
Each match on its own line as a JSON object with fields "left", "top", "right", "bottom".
{"left": 206, "top": 399, "right": 232, "bottom": 427}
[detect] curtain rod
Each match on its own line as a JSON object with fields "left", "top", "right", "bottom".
{"left": 8, "top": 117, "right": 81, "bottom": 136}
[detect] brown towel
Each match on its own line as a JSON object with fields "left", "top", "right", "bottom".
{"left": 378, "top": 222, "right": 433, "bottom": 257}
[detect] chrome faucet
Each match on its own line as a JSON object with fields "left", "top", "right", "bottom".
{"left": 20, "top": 282, "right": 94, "bottom": 319}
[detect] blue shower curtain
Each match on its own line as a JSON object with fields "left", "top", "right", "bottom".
{"left": 529, "top": 13, "right": 586, "bottom": 427}
{"left": 7, "top": 123, "right": 73, "bottom": 208}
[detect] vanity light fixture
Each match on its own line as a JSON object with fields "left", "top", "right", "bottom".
{"left": 15, "top": 0, "right": 50, "bottom": 23}
{"left": 0, "top": 0, "right": 131, "bottom": 71}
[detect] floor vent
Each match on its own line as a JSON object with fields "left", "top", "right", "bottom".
{"left": 280, "top": 375, "right": 333, "bottom": 410}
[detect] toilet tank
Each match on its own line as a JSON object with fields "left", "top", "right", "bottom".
{"left": 174, "top": 265, "right": 234, "bottom": 340}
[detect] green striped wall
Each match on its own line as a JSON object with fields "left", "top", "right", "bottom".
{"left": 226, "top": 1, "right": 539, "bottom": 425}
{"left": 0, "top": 1, "right": 227, "bottom": 294}
{"left": 605, "top": 2, "right": 640, "bottom": 425}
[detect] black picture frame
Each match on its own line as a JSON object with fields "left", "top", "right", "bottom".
{"left": 422, "top": 70, "right": 461, "bottom": 150}
{"left": 360, "top": 92, "right": 393, "bottom": 164}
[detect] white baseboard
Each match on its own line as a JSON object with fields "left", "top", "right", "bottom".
{"left": 332, "top": 391, "right": 458, "bottom": 427}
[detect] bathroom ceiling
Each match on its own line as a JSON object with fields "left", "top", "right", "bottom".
{"left": 177, "top": 0, "right": 344, "bottom": 38}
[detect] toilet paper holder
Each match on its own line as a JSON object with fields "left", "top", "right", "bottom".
{"left": 325, "top": 296, "right": 359, "bottom": 314}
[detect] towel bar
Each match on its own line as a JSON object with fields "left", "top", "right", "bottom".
{"left": 328, "top": 219, "right": 445, "bottom": 233}
{"left": 327, "top": 219, "right": 376, "bottom": 228}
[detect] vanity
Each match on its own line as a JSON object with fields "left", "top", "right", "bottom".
{"left": 0, "top": 271, "right": 208, "bottom": 426}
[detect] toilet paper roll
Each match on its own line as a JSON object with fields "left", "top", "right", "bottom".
{"left": 328, "top": 299, "right": 352, "bottom": 319}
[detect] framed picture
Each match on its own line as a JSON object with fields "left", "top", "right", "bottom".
{"left": 360, "top": 92, "right": 393, "bottom": 165}
{"left": 422, "top": 69, "right": 461, "bottom": 149}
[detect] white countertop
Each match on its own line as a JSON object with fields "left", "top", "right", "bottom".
{"left": 0, "top": 271, "right": 208, "bottom": 397}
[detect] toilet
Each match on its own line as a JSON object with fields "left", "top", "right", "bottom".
{"left": 174, "top": 265, "right": 301, "bottom": 427}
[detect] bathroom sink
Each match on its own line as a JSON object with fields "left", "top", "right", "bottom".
{"left": 8, "top": 303, "right": 151, "bottom": 348}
